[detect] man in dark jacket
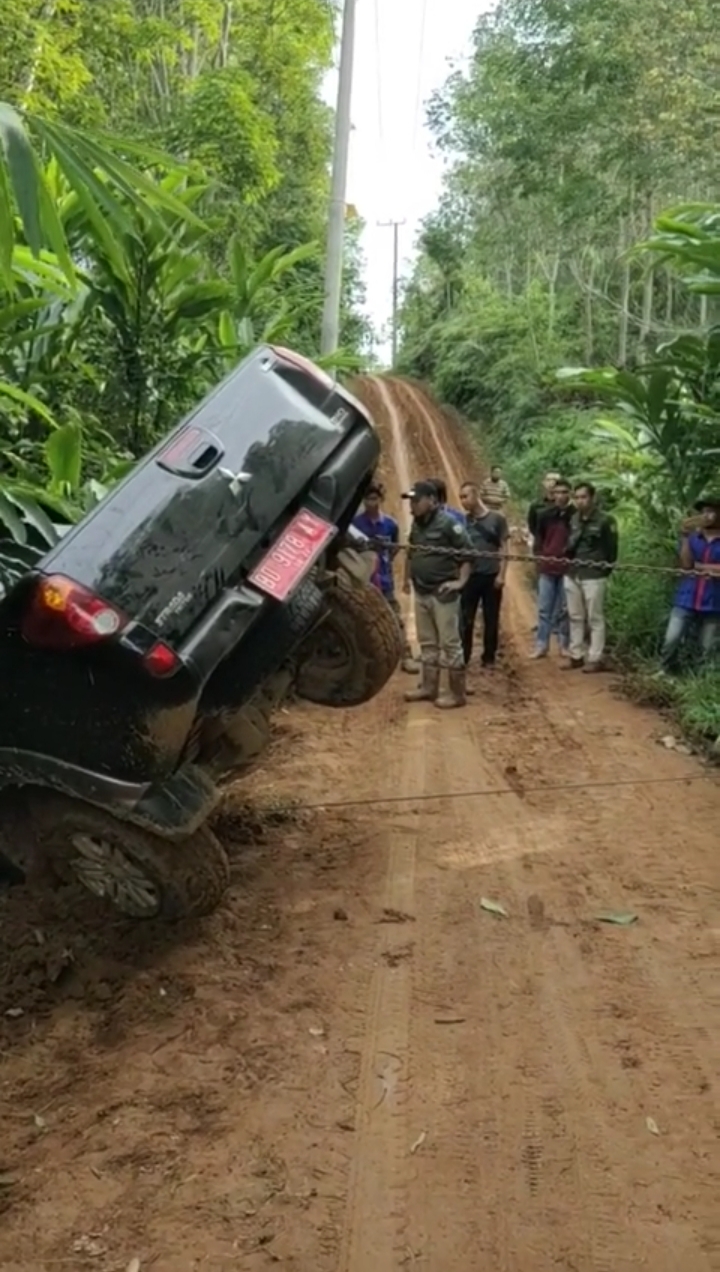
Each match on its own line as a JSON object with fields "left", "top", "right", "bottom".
{"left": 532, "top": 478, "right": 574, "bottom": 658}
{"left": 562, "top": 482, "right": 618, "bottom": 672}
{"left": 459, "top": 480, "right": 508, "bottom": 668}
{"left": 527, "top": 471, "right": 561, "bottom": 540}
{"left": 402, "top": 481, "right": 472, "bottom": 708}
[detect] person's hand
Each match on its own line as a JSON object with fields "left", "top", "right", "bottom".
{"left": 438, "top": 579, "right": 460, "bottom": 594}
{"left": 680, "top": 514, "right": 702, "bottom": 535}
{"left": 494, "top": 575, "right": 505, "bottom": 590}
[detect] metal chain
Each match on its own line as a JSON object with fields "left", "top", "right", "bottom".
{"left": 357, "top": 536, "right": 716, "bottom": 579}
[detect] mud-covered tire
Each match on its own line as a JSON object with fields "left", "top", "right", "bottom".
{"left": 294, "top": 574, "right": 403, "bottom": 707}
{"left": 29, "top": 796, "right": 230, "bottom": 920}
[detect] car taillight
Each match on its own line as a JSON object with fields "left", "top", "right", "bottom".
{"left": 22, "top": 575, "right": 128, "bottom": 650}
{"left": 142, "top": 641, "right": 180, "bottom": 677}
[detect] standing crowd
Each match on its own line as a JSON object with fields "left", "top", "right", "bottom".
{"left": 353, "top": 470, "right": 720, "bottom": 709}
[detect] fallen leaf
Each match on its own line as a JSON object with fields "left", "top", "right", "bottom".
{"left": 4, "top": 1008, "right": 23, "bottom": 1019}
{"left": 480, "top": 897, "right": 507, "bottom": 917}
{"left": 32, "top": 1114, "right": 46, "bottom": 1130}
{"left": 410, "top": 1130, "right": 427, "bottom": 1154}
{"left": 646, "top": 1116, "right": 660, "bottom": 1136}
{"left": 434, "top": 1017, "right": 466, "bottom": 1025}
{"left": 595, "top": 912, "right": 638, "bottom": 926}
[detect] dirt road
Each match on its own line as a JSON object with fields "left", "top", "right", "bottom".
{"left": 0, "top": 379, "right": 718, "bottom": 1271}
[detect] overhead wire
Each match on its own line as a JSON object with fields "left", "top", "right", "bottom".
{"left": 373, "top": 0, "right": 384, "bottom": 147}
{"left": 412, "top": 0, "right": 429, "bottom": 156}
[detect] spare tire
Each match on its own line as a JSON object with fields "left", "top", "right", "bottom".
{"left": 294, "top": 574, "right": 402, "bottom": 707}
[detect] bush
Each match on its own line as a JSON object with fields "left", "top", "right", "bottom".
{"left": 674, "top": 667, "right": 720, "bottom": 743}
{"left": 496, "top": 406, "right": 606, "bottom": 499}
{"left": 605, "top": 513, "right": 676, "bottom": 660}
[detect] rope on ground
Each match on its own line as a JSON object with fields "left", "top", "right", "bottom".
{"left": 279, "top": 772, "right": 717, "bottom": 815}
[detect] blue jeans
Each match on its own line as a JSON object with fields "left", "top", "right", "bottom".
{"left": 661, "top": 607, "right": 720, "bottom": 669}
{"left": 536, "top": 573, "right": 569, "bottom": 652}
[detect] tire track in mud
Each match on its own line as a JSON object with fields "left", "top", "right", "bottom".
{"left": 351, "top": 375, "right": 720, "bottom": 1272}
{"left": 1, "top": 378, "right": 716, "bottom": 1271}
{"left": 336, "top": 378, "right": 419, "bottom": 1272}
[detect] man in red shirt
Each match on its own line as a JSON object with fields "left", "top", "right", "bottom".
{"left": 531, "top": 477, "right": 573, "bottom": 658}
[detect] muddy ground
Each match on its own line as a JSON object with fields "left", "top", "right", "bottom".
{"left": 0, "top": 379, "right": 717, "bottom": 1272}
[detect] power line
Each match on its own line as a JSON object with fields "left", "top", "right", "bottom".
{"left": 377, "top": 219, "right": 406, "bottom": 366}
{"left": 373, "top": 0, "right": 383, "bottom": 145}
{"left": 271, "top": 772, "right": 717, "bottom": 816}
{"left": 412, "top": 0, "right": 429, "bottom": 155}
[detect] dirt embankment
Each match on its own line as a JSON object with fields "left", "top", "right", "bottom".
{"left": 0, "top": 378, "right": 717, "bottom": 1272}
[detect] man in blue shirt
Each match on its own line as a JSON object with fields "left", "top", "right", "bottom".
{"left": 353, "top": 482, "right": 418, "bottom": 672}
{"left": 660, "top": 493, "right": 720, "bottom": 671}
{"left": 430, "top": 478, "right": 465, "bottom": 525}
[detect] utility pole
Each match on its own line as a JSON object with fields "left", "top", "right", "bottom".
{"left": 321, "top": 0, "right": 357, "bottom": 357}
{"left": 377, "top": 219, "right": 405, "bottom": 367}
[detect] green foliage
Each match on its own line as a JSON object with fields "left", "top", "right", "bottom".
{"left": 604, "top": 515, "right": 676, "bottom": 659}
{"left": 400, "top": 0, "right": 720, "bottom": 742}
{"left": 0, "top": 0, "right": 373, "bottom": 575}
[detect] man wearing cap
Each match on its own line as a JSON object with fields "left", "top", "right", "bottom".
{"left": 402, "top": 481, "right": 472, "bottom": 708}
{"left": 659, "top": 493, "right": 720, "bottom": 671}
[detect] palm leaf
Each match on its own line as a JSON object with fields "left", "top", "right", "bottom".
{"left": 0, "top": 379, "right": 59, "bottom": 428}
{"left": 0, "top": 101, "right": 206, "bottom": 291}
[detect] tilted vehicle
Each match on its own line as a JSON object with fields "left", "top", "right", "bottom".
{"left": 0, "top": 346, "right": 401, "bottom": 919}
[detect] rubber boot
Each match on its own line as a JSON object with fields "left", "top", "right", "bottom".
{"left": 401, "top": 644, "right": 421, "bottom": 674}
{"left": 404, "top": 663, "right": 440, "bottom": 703}
{"left": 435, "top": 667, "right": 467, "bottom": 709}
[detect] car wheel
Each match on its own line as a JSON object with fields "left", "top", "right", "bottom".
{"left": 294, "top": 573, "right": 403, "bottom": 707}
{"left": 30, "top": 797, "right": 230, "bottom": 920}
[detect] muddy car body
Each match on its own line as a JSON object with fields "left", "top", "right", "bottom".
{"left": 0, "top": 346, "right": 401, "bottom": 918}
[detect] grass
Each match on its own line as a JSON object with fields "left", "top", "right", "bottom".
{"left": 620, "top": 661, "right": 720, "bottom": 756}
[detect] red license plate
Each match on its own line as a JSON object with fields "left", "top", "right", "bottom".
{"left": 248, "top": 509, "right": 336, "bottom": 601}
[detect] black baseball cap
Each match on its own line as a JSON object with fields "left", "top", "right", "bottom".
{"left": 401, "top": 480, "right": 437, "bottom": 500}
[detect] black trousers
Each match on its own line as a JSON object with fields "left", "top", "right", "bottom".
{"left": 460, "top": 573, "right": 503, "bottom": 665}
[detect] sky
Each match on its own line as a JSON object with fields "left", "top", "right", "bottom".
{"left": 322, "top": 0, "right": 487, "bottom": 360}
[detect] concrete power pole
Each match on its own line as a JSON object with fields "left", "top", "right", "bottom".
{"left": 320, "top": 0, "right": 357, "bottom": 357}
{"left": 377, "top": 219, "right": 405, "bottom": 368}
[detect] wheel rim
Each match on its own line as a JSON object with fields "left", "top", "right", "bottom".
{"left": 308, "top": 621, "right": 353, "bottom": 675}
{"left": 70, "top": 833, "right": 160, "bottom": 918}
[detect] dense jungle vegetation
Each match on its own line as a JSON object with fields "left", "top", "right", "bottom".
{"left": 0, "top": 0, "right": 370, "bottom": 551}
{"left": 399, "top": 0, "right": 720, "bottom": 744}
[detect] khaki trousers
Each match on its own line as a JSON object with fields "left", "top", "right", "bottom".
{"left": 564, "top": 576, "right": 608, "bottom": 663}
{"left": 414, "top": 592, "right": 464, "bottom": 669}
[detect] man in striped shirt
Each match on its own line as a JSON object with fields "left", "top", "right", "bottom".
{"left": 481, "top": 466, "right": 511, "bottom": 510}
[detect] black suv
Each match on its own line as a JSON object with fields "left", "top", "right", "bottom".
{"left": 0, "top": 346, "right": 401, "bottom": 918}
